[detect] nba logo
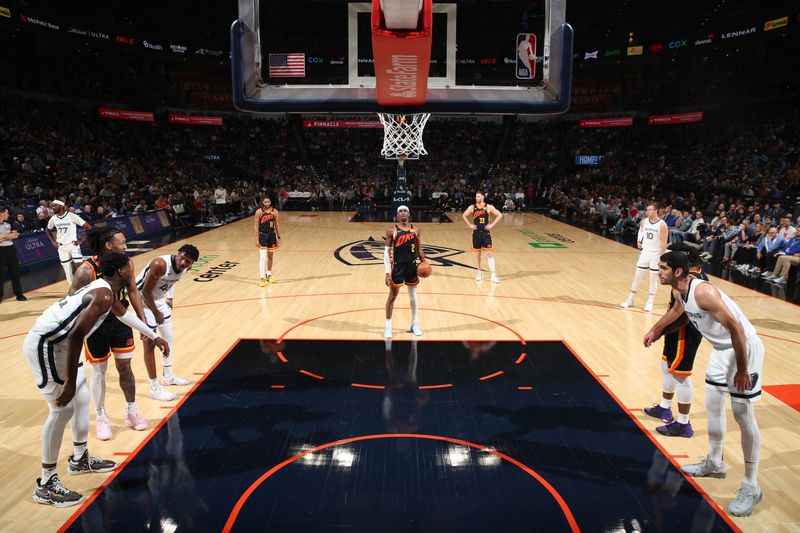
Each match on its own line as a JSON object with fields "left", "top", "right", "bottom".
{"left": 516, "top": 33, "right": 537, "bottom": 80}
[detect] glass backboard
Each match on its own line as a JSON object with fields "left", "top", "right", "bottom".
{"left": 231, "top": 0, "right": 572, "bottom": 114}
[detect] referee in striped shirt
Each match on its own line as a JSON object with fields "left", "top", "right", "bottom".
{"left": 0, "top": 206, "right": 27, "bottom": 302}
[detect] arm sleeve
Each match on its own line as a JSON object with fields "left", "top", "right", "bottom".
{"left": 47, "top": 217, "right": 55, "bottom": 229}
{"left": 118, "top": 310, "right": 158, "bottom": 340}
{"left": 384, "top": 247, "right": 392, "bottom": 274}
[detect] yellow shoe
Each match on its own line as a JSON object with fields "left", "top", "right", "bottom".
{"left": 259, "top": 278, "right": 266, "bottom": 287}
{"left": 268, "top": 276, "right": 277, "bottom": 284}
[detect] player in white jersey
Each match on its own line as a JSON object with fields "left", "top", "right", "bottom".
{"left": 644, "top": 251, "right": 764, "bottom": 517}
{"left": 23, "top": 253, "right": 169, "bottom": 508}
{"left": 621, "top": 203, "right": 667, "bottom": 312}
{"left": 46, "top": 200, "right": 91, "bottom": 286}
{"left": 135, "top": 244, "right": 200, "bottom": 401}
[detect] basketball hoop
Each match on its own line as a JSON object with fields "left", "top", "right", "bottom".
{"left": 377, "top": 113, "right": 430, "bottom": 161}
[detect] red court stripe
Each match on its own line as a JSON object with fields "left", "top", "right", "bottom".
{"left": 515, "top": 353, "right": 527, "bottom": 364}
{"left": 351, "top": 383, "right": 385, "bottom": 390}
{"left": 59, "top": 337, "right": 243, "bottom": 533}
{"left": 276, "top": 351, "right": 288, "bottom": 363}
{"left": 113, "top": 452, "right": 131, "bottom": 456}
{"left": 299, "top": 369, "right": 325, "bottom": 380}
{"left": 672, "top": 454, "right": 689, "bottom": 459}
{"left": 418, "top": 383, "right": 453, "bottom": 390}
{"left": 518, "top": 386, "right": 533, "bottom": 391}
{"left": 629, "top": 408, "right": 643, "bottom": 412}
{"left": 479, "top": 371, "right": 504, "bottom": 381}
{"left": 223, "top": 433, "right": 579, "bottom": 533}
{"left": 270, "top": 385, "right": 286, "bottom": 389}
{"left": 561, "top": 340, "right": 741, "bottom": 532}
{"left": 595, "top": 374, "right": 609, "bottom": 378}
{"left": 193, "top": 372, "right": 205, "bottom": 376}
{"left": 276, "top": 307, "right": 526, "bottom": 345}
{"left": 160, "top": 406, "right": 174, "bottom": 409}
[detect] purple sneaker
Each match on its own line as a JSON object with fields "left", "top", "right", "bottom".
{"left": 644, "top": 404, "right": 674, "bottom": 423}
{"left": 656, "top": 421, "right": 694, "bottom": 438}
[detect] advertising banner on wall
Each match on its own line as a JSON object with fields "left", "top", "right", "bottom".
{"left": 13, "top": 210, "right": 172, "bottom": 269}
{"left": 302, "top": 120, "right": 383, "bottom": 129}
{"left": 579, "top": 117, "right": 633, "bottom": 128}
{"left": 647, "top": 112, "right": 703, "bottom": 125}
{"left": 168, "top": 114, "right": 223, "bottom": 125}
{"left": 99, "top": 107, "right": 155, "bottom": 122}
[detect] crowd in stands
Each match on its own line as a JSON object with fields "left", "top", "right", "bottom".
{"left": 542, "top": 108, "right": 800, "bottom": 286}
{"left": 2, "top": 96, "right": 799, "bottom": 288}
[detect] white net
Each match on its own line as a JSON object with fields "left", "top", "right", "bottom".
{"left": 377, "top": 113, "right": 431, "bottom": 160}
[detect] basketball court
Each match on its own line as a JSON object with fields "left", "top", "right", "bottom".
{"left": 2, "top": 211, "right": 799, "bottom": 531}
{"left": 2, "top": 0, "right": 800, "bottom": 530}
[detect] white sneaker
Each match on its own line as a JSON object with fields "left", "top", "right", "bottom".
{"left": 475, "top": 272, "right": 483, "bottom": 282}
{"left": 772, "top": 275, "right": 787, "bottom": 284}
{"left": 682, "top": 456, "right": 727, "bottom": 478}
{"left": 161, "top": 374, "right": 190, "bottom": 386}
{"left": 150, "top": 384, "right": 177, "bottom": 402}
{"left": 490, "top": 274, "right": 500, "bottom": 284}
{"left": 410, "top": 323, "right": 423, "bottom": 336}
{"left": 760, "top": 271, "right": 773, "bottom": 278}
{"left": 727, "top": 484, "right": 763, "bottom": 517}
{"left": 643, "top": 301, "right": 654, "bottom": 313}
{"left": 620, "top": 299, "right": 633, "bottom": 309}
{"left": 384, "top": 324, "right": 393, "bottom": 339}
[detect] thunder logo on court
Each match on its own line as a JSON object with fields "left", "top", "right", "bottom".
{"left": 334, "top": 237, "right": 474, "bottom": 269}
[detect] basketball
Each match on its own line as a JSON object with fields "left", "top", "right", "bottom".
{"left": 417, "top": 262, "right": 432, "bottom": 278}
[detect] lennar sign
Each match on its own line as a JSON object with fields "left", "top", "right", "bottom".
{"left": 721, "top": 27, "right": 756, "bottom": 39}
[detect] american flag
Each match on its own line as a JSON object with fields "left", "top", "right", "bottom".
{"left": 268, "top": 53, "right": 305, "bottom": 77}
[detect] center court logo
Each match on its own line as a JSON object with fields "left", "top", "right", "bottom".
{"left": 334, "top": 237, "right": 473, "bottom": 269}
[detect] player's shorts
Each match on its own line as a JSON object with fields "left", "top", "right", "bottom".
{"left": 58, "top": 243, "right": 84, "bottom": 264}
{"left": 662, "top": 325, "right": 703, "bottom": 375}
{"left": 636, "top": 250, "right": 661, "bottom": 271}
{"left": 24, "top": 331, "right": 86, "bottom": 399}
{"left": 472, "top": 229, "right": 493, "bottom": 251}
{"left": 85, "top": 314, "right": 135, "bottom": 363}
{"left": 143, "top": 299, "right": 172, "bottom": 329}
{"left": 390, "top": 261, "right": 419, "bottom": 288}
{"left": 259, "top": 232, "right": 278, "bottom": 251}
{"left": 704, "top": 335, "right": 764, "bottom": 403}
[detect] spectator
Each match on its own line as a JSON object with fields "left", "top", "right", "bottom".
{"left": 769, "top": 235, "right": 800, "bottom": 285}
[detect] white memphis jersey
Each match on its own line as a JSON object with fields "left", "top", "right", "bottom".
{"left": 640, "top": 218, "right": 665, "bottom": 252}
{"left": 30, "top": 278, "right": 112, "bottom": 340}
{"left": 47, "top": 212, "right": 87, "bottom": 246}
{"left": 682, "top": 279, "right": 757, "bottom": 349}
{"left": 135, "top": 255, "right": 187, "bottom": 302}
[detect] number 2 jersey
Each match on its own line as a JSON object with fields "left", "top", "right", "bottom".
{"left": 392, "top": 224, "right": 418, "bottom": 264}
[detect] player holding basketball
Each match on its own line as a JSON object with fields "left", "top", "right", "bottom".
{"left": 642, "top": 242, "right": 708, "bottom": 438}
{"left": 384, "top": 205, "right": 426, "bottom": 339}
{"left": 135, "top": 244, "right": 200, "bottom": 401}
{"left": 645, "top": 251, "right": 765, "bottom": 517}
{"left": 462, "top": 191, "right": 502, "bottom": 283}
{"left": 254, "top": 197, "right": 281, "bottom": 286}
{"left": 621, "top": 203, "right": 667, "bottom": 312}
{"left": 46, "top": 200, "right": 90, "bottom": 286}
